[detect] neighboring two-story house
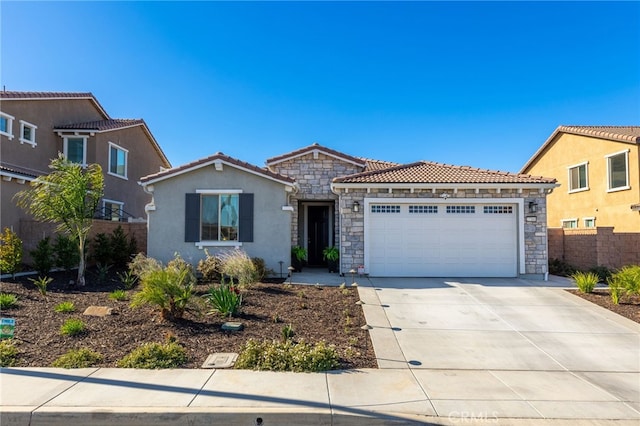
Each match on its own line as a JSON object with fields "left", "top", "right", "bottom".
{"left": 0, "top": 91, "right": 171, "bottom": 255}
{"left": 521, "top": 125, "right": 640, "bottom": 269}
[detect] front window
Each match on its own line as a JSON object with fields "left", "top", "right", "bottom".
{"left": 64, "top": 136, "right": 87, "bottom": 165}
{"left": 584, "top": 217, "right": 596, "bottom": 228}
{"left": 103, "top": 200, "right": 124, "bottom": 221}
{"left": 607, "top": 151, "right": 629, "bottom": 191}
{"left": 0, "top": 112, "right": 14, "bottom": 139}
{"left": 108, "top": 142, "right": 128, "bottom": 179}
{"left": 562, "top": 219, "right": 578, "bottom": 229}
{"left": 201, "top": 194, "right": 239, "bottom": 241}
{"left": 19, "top": 120, "right": 37, "bottom": 147}
{"left": 568, "top": 162, "right": 588, "bottom": 192}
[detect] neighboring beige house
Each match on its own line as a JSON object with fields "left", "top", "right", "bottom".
{"left": 142, "top": 143, "right": 558, "bottom": 279}
{"left": 521, "top": 125, "right": 640, "bottom": 269}
{"left": 0, "top": 91, "right": 171, "bottom": 254}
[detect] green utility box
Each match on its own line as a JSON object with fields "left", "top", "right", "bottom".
{"left": 0, "top": 318, "right": 15, "bottom": 339}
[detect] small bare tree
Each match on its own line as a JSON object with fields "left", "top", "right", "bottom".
{"left": 15, "top": 154, "right": 104, "bottom": 287}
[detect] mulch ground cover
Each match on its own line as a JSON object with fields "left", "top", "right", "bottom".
{"left": 567, "top": 288, "right": 640, "bottom": 324}
{"left": 0, "top": 267, "right": 377, "bottom": 369}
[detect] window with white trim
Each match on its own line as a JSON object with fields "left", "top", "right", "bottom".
{"left": 19, "top": 120, "right": 37, "bottom": 147}
{"left": 483, "top": 206, "right": 513, "bottom": 214}
{"left": 185, "top": 192, "right": 253, "bottom": 245}
{"left": 63, "top": 136, "right": 87, "bottom": 166}
{"left": 103, "top": 200, "right": 124, "bottom": 222}
{"left": 409, "top": 205, "right": 438, "bottom": 214}
{"left": 606, "top": 151, "right": 629, "bottom": 191}
{"left": 568, "top": 162, "right": 588, "bottom": 192}
{"left": 108, "top": 142, "right": 128, "bottom": 179}
{"left": 371, "top": 205, "right": 401, "bottom": 213}
{"left": 201, "top": 193, "right": 240, "bottom": 241}
{"left": 446, "top": 205, "right": 475, "bottom": 214}
{"left": 583, "top": 217, "right": 596, "bottom": 228}
{"left": 0, "top": 112, "right": 14, "bottom": 139}
{"left": 561, "top": 219, "right": 578, "bottom": 229}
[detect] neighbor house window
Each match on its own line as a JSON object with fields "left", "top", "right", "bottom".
{"left": 185, "top": 192, "right": 254, "bottom": 245}
{"left": 606, "top": 150, "right": 629, "bottom": 191}
{"left": 568, "top": 162, "right": 588, "bottom": 192}
{"left": 63, "top": 136, "right": 88, "bottom": 166}
{"left": 0, "top": 112, "right": 14, "bottom": 139}
{"left": 19, "top": 120, "right": 37, "bottom": 147}
{"left": 561, "top": 219, "right": 578, "bottom": 229}
{"left": 584, "top": 217, "right": 596, "bottom": 228}
{"left": 103, "top": 200, "right": 124, "bottom": 222}
{"left": 108, "top": 142, "right": 128, "bottom": 179}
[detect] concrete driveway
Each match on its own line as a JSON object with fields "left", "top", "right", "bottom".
{"left": 357, "top": 276, "right": 640, "bottom": 420}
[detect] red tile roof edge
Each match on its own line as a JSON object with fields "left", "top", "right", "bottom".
{"left": 265, "top": 142, "right": 366, "bottom": 166}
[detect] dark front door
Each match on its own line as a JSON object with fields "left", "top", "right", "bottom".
{"left": 307, "top": 205, "right": 329, "bottom": 266}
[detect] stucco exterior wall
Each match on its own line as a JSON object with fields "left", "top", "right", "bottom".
{"left": 336, "top": 187, "right": 549, "bottom": 278}
{"left": 524, "top": 133, "right": 640, "bottom": 232}
{"left": 268, "top": 152, "right": 364, "bottom": 246}
{"left": 146, "top": 164, "right": 292, "bottom": 274}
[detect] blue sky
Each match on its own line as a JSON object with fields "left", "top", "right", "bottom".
{"left": 1, "top": 1, "right": 639, "bottom": 173}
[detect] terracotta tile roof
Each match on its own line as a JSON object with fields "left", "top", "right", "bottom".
{"left": 54, "top": 119, "right": 145, "bottom": 132}
{"left": 266, "top": 143, "right": 366, "bottom": 167}
{"left": 334, "top": 161, "right": 557, "bottom": 185}
{"left": 0, "top": 91, "right": 110, "bottom": 119}
{"left": 521, "top": 125, "right": 640, "bottom": 173}
{"left": 140, "top": 152, "right": 295, "bottom": 185}
{"left": 360, "top": 158, "right": 401, "bottom": 171}
{"left": 0, "top": 162, "right": 43, "bottom": 179}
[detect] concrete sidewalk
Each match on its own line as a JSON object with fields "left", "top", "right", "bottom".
{"left": 1, "top": 275, "right": 639, "bottom": 425}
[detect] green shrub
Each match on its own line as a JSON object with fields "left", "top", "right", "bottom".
{"left": 111, "top": 226, "right": 135, "bottom": 268}
{"left": 0, "top": 293, "right": 18, "bottom": 309}
{"left": 29, "top": 276, "right": 53, "bottom": 296}
{"left": 117, "top": 341, "right": 187, "bottom": 369}
{"left": 53, "top": 234, "right": 80, "bottom": 273}
{"left": 281, "top": 323, "right": 294, "bottom": 341}
{"left": 235, "top": 339, "right": 339, "bottom": 372}
{"left": 197, "top": 250, "right": 222, "bottom": 282}
{"left": 219, "top": 249, "right": 257, "bottom": 288}
{"left": 571, "top": 271, "right": 599, "bottom": 294}
{"left": 0, "top": 227, "right": 22, "bottom": 277}
{"left": 0, "top": 340, "right": 19, "bottom": 367}
{"left": 91, "top": 232, "right": 112, "bottom": 266}
{"left": 130, "top": 254, "right": 197, "bottom": 320}
{"left": 204, "top": 284, "right": 242, "bottom": 318}
{"left": 30, "top": 236, "right": 55, "bottom": 276}
{"left": 109, "top": 289, "right": 128, "bottom": 301}
{"left": 608, "top": 265, "right": 640, "bottom": 304}
{"left": 60, "top": 318, "right": 85, "bottom": 336}
{"left": 54, "top": 301, "right": 76, "bottom": 313}
{"left": 548, "top": 258, "right": 576, "bottom": 277}
{"left": 95, "top": 263, "right": 111, "bottom": 284}
{"left": 251, "top": 257, "right": 270, "bottom": 282}
{"left": 589, "top": 265, "right": 612, "bottom": 283}
{"left": 128, "top": 253, "right": 162, "bottom": 278}
{"left": 117, "top": 270, "right": 138, "bottom": 289}
{"left": 52, "top": 348, "right": 103, "bottom": 368}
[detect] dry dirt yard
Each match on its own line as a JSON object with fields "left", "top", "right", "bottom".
{"left": 567, "top": 288, "right": 640, "bottom": 324}
{"left": 0, "top": 268, "right": 377, "bottom": 369}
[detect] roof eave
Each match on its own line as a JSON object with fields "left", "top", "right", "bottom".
{"left": 331, "top": 182, "right": 559, "bottom": 192}
{"left": 266, "top": 146, "right": 366, "bottom": 168}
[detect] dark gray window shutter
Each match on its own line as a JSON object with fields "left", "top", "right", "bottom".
{"left": 238, "top": 193, "right": 254, "bottom": 242}
{"left": 185, "top": 193, "right": 200, "bottom": 242}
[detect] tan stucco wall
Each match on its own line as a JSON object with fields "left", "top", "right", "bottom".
{"left": 524, "top": 133, "right": 640, "bottom": 232}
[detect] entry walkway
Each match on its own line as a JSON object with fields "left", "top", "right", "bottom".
{"left": 1, "top": 275, "right": 639, "bottom": 425}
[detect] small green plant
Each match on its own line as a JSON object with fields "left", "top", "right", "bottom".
{"left": 30, "top": 236, "right": 55, "bottom": 276}
{"left": 204, "top": 283, "right": 242, "bottom": 317}
{"left": 96, "top": 263, "right": 112, "bottom": 284}
{"left": 109, "top": 289, "right": 128, "bottom": 301}
{"left": 610, "top": 282, "right": 621, "bottom": 305}
{"left": 251, "top": 257, "right": 270, "bottom": 282}
{"left": 197, "top": 249, "right": 223, "bottom": 282}
{"left": 322, "top": 246, "right": 339, "bottom": 262}
{"left": 0, "top": 340, "right": 19, "bottom": 367}
{"left": 0, "top": 227, "right": 22, "bottom": 277}
{"left": 607, "top": 265, "right": 640, "bottom": 304}
{"left": 52, "top": 348, "right": 103, "bottom": 368}
{"left": 60, "top": 318, "right": 85, "bottom": 336}
{"left": 110, "top": 226, "right": 136, "bottom": 268}
{"left": 589, "top": 266, "right": 612, "bottom": 283}
{"left": 272, "top": 313, "right": 281, "bottom": 323}
{"left": 130, "top": 254, "right": 197, "bottom": 320}
{"left": 571, "top": 271, "right": 599, "bottom": 294}
{"left": 91, "top": 232, "right": 112, "bottom": 266}
{"left": 29, "top": 276, "right": 53, "bottom": 296}
{"left": 219, "top": 249, "right": 257, "bottom": 288}
{"left": 53, "top": 234, "right": 80, "bottom": 273}
{"left": 117, "top": 340, "right": 187, "bottom": 369}
{"left": 291, "top": 246, "right": 307, "bottom": 262}
{"left": 117, "top": 270, "right": 138, "bottom": 289}
{"left": 128, "top": 252, "right": 162, "bottom": 278}
{"left": 281, "top": 323, "right": 294, "bottom": 341}
{"left": 235, "top": 339, "right": 339, "bottom": 372}
{"left": 0, "top": 293, "right": 18, "bottom": 310}
{"left": 54, "top": 301, "right": 76, "bottom": 313}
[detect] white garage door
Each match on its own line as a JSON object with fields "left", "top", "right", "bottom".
{"left": 367, "top": 202, "right": 518, "bottom": 277}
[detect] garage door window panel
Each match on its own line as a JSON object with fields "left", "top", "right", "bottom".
{"left": 446, "top": 205, "right": 475, "bottom": 214}
{"left": 371, "top": 205, "right": 401, "bottom": 213}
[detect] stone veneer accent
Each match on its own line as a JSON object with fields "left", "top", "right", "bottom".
{"left": 335, "top": 188, "right": 549, "bottom": 277}
{"left": 268, "top": 152, "right": 364, "bottom": 246}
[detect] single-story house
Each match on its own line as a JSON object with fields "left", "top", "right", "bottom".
{"left": 139, "top": 143, "right": 558, "bottom": 279}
